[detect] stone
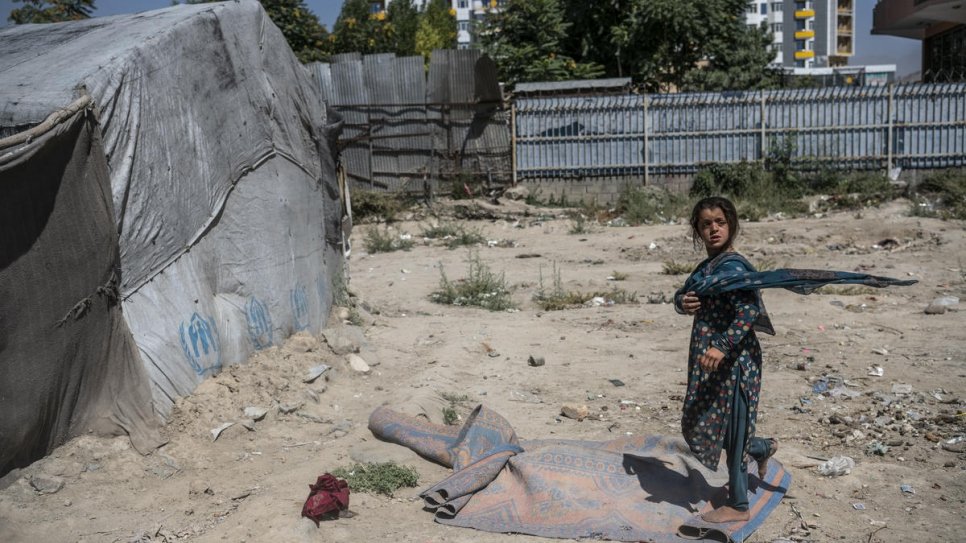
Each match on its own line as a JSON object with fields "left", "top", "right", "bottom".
{"left": 503, "top": 185, "right": 530, "bottom": 200}
{"left": 346, "top": 353, "right": 370, "bottom": 374}
{"left": 303, "top": 364, "right": 331, "bottom": 383}
{"left": 560, "top": 404, "right": 590, "bottom": 421}
{"left": 286, "top": 332, "right": 319, "bottom": 353}
{"left": 527, "top": 355, "right": 545, "bottom": 367}
{"left": 243, "top": 406, "right": 268, "bottom": 421}
{"left": 29, "top": 474, "right": 64, "bottom": 494}
{"left": 321, "top": 326, "right": 366, "bottom": 355}
{"left": 278, "top": 402, "right": 303, "bottom": 415}
{"left": 210, "top": 422, "right": 234, "bottom": 441}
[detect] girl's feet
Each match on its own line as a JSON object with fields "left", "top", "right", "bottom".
{"left": 701, "top": 505, "right": 750, "bottom": 523}
{"left": 757, "top": 438, "right": 779, "bottom": 479}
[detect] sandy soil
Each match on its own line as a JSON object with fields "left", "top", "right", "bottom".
{"left": 1, "top": 197, "right": 964, "bottom": 543}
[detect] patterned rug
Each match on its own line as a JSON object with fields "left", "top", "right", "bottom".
{"left": 369, "top": 405, "right": 791, "bottom": 543}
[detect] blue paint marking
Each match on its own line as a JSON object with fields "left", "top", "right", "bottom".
{"left": 179, "top": 312, "right": 222, "bottom": 376}
{"left": 291, "top": 283, "right": 309, "bottom": 331}
{"left": 316, "top": 276, "right": 330, "bottom": 307}
{"left": 246, "top": 296, "right": 273, "bottom": 350}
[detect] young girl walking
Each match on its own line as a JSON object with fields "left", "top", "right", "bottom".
{"left": 674, "top": 196, "right": 777, "bottom": 523}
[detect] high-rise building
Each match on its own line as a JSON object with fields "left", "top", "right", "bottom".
{"left": 381, "top": 0, "right": 503, "bottom": 49}
{"left": 744, "top": 1, "right": 854, "bottom": 69}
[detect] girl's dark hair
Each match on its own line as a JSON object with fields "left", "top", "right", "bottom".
{"left": 689, "top": 196, "right": 739, "bottom": 250}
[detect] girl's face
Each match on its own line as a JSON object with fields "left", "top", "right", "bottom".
{"left": 697, "top": 207, "right": 731, "bottom": 255}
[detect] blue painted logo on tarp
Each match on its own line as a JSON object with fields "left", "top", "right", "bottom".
{"left": 246, "top": 296, "right": 273, "bottom": 350}
{"left": 291, "top": 283, "right": 309, "bottom": 331}
{"left": 179, "top": 313, "right": 222, "bottom": 376}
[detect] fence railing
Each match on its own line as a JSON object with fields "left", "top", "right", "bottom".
{"left": 514, "top": 83, "right": 966, "bottom": 183}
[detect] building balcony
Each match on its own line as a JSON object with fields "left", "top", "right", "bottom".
{"left": 795, "top": 50, "right": 816, "bottom": 59}
{"left": 795, "top": 29, "right": 816, "bottom": 39}
{"left": 795, "top": 8, "right": 816, "bottom": 18}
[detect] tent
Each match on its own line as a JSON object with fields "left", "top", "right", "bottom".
{"left": 0, "top": 0, "right": 344, "bottom": 476}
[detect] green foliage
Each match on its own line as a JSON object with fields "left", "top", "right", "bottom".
{"left": 386, "top": 0, "right": 420, "bottom": 56}
{"left": 682, "top": 21, "right": 778, "bottom": 92}
{"left": 440, "top": 391, "right": 468, "bottom": 426}
{"left": 909, "top": 169, "right": 966, "bottom": 220}
{"left": 431, "top": 252, "right": 515, "bottom": 311}
{"left": 420, "top": 222, "right": 486, "bottom": 249}
{"left": 350, "top": 190, "right": 410, "bottom": 222}
{"left": 415, "top": 0, "right": 456, "bottom": 61}
{"left": 567, "top": 214, "right": 594, "bottom": 235}
{"left": 691, "top": 161, "right": 808, "bottom": 219}
{"left": 609, "top": 270, "right": 628, "bottom": 281}
{"left": 616, "top": 186, "right": 690, "bottom": 225}
{"left": 479, "top": 0, "right": 603, "bottom": 87}
{"left": 363, "top": 227, "right": 414, "bottom": 253}
{"left": 662, "top": 260, "right": 692, "bottom": 275}
{"left": 9, "top": 0, "right": 93, "bottom": 24}
{"left": 331, "top": 463, "right": 419, "bottom": 496}
{"left": 533, "top": 261, "right": 636, "bottom": 311}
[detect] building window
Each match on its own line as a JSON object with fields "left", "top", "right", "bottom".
{"left": 458, "top": 21, "right": 469, "bottom": 31}
{"left": 747, "top": 2, "right": 757, "bottom": 14}
{"left": 771, "top": 23, "right": 783, "bottom": 33}
{"left": 760, "top": 3, "right": 767, "bottom": 14}
{"left": 772, "top": 43, "right": 783, "bottom": 52}
{"left": 458, "top": 0, "right": 468, "bottom": 8}
{"left": 771, "top": 2, "right": 783, "bottom": 11}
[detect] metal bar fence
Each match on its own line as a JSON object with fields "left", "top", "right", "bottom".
{"left": 514, "top": 83, "right": 966, "bottom": 182}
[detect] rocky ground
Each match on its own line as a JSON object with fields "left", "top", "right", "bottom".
{"left": 0, "top": 197, "right": 963, "bottom": 543}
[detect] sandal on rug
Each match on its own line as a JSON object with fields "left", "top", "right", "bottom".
{"left": 757, "top": 438, "right": 778, "bottom": 479}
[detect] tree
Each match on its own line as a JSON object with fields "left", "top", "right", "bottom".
{"left": 332, "top": 0, "right": 374, "bottom": 55}
{"left": 386, "top": 0, "right": 419, "bottom": 57}
{"left": 479, "top": 0, "right": 602, "bottom": 86}
{"left": 681, "top": 21, "right": 778, "bottom": 91}
{"left": 414, "top": 0, "right": 456, "bottom": 62}
{"left": 8, "top": 0, "right": 94, "bottom": 24}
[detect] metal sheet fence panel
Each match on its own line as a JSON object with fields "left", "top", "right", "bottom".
{"left": 514, "top": 82, "right": 966, "bottom": 180}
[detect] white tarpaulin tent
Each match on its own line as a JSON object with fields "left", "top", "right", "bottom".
{"left": 0, "top": 0, "right": 344, "bottom": 475}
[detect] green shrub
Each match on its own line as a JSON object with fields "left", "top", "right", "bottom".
{"left": 421, "top": 223, "right": 486, "bottom": 249}
{"left": 617, "top": 186, "right": 690, "bottom": 225}
{"left": 662, "top": 260, "right": 692, "bottom": 275}
{"left": 909, "top": 169, "right": 966, "bottom": 220}
{"left": 351, "top": 191, "right": 410, "bottom": 223}
{"left": 331, "top": 463, "right": 419, "bottom": 497}
{"left": 431, "top": 252, "right": 515, "bottom": 311}
{"left": 364, "top": 227, "right": 414, "bottom": 253}
{"left": 534, "top": 262, "right": 637, "bottom": 310}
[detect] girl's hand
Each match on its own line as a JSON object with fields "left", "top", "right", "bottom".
{"left": 682, "top": 291, "right": 701, "bottom": 314}
{"left": 698, "top": 347, "right": 725, "bottom": 372}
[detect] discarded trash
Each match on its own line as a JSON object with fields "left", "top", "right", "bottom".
{"left": 891, "top": 383, "right": 913, "bottom": 395}
{"left": 828, "top": 386, "right": 861, "bottom": 399}
{"left": 239, "top": 418, "right": 256, "bottom": 431}
{"left": 304, "top": 364, "right": 331, "bottom": 383}
{"left": 301, "top": 473, "right": 350, "bottom": 526}
{"left": 818, "top": 455, "right": 855, "bottom": 477}
{"left": 866, "top": 441, "right": 889, "bottom": 456}
{"left": 900, "top": 484, "right": 915, "bottom": 495}
{"left": 871, "top": 348, "right": 889, "bottom": 356}
{"left": 609, "top": 379, "right": 625, "bottom": 387}
{"left": 868, "top": 366, "right": 884, "bottom": 377}
{"left": 210, "top": 422, "right": 234, "bottom": 441}
{"left": 942, "top": 436, "right": 966, "bottom": 453}
{"left": 244, "top": 406, "right": 268, "bottom": 421}
{"left": 528, "top": 355, "right": 545, "bottom": 367}
{"left": 812, "top": 379, "right": 829, "bottom": 394}
{"left": 852, "top": 503, "right": 866, "bottom": 510}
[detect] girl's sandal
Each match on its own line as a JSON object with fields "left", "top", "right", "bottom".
{"left": 757, "top": 438, "right": 779, "bottom": 479}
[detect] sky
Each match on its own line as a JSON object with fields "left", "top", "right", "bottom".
{"left": 0, "top": 0, "right": 922, "bottom": 77}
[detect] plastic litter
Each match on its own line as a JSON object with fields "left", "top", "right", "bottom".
{"left": 900, "top": 484, "right": 915, "bottom": 494}
{"left": 891, "top": 383, "right": 913, "bottom": 395}
{"left": 868, "top": 366, "right": 884, "bottom": 377}
{"left": 852, "top": 503, "right": 866, "bottom": 510}
{"left": 818, "top": 455, "right": 855, "bottom": 476}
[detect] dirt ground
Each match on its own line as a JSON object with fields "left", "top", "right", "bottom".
{"left": 1, "top": 197, "right": 964, "bottom": 543}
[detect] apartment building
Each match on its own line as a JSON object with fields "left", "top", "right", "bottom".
{"left": 380, "top": 0, "right": 503, "bottom": 49}
{"left": 872, "top": 0, "right": 966, "bottom": 81}
{"left": 745, "top": 0, "right": 855, "bottom": 68}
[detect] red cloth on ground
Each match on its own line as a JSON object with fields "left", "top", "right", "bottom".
{"left": 301, "top": 473, "right": 350, "bottom": 525}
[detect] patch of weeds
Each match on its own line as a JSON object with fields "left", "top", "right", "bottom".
{"left": 430, "top": 252, "right": 515, "bottom": 311}
{"left": 331, "top": 462, "right": 419, "bottom": 497}
{"left": 420, "top": 223, "right": 486, "bottom": 249}
{"left": 351, "top": 191, "right": 411, "bottom": 223}
{"left": 442, "top": 407, "right": 459, "bottom": 425}
{"left": 534, "top": 262, "right": 637, "bottom": 310}
{"left": 692, "top": 159, "right": 809, "bottom": 219}
{"left": 440, "top": 392, "right": 469, "bottom": 426}
{"left": 568, "top": 214, "right": 594, "bottom": 235}
{"left": 815, "top": 285, "right": 877, "bottom": 296}
{"left": 908, "top": 169, "right": 966, "bottom": 220}
{"left": 754, "top": 257, "right": 779, "bottom": 272}
{"left": 662, "top": 260, "right": 692, "bottom": 275}
{"left": 617, "top": 186, "right": 691, "bottom": 225}
{"left": 609, "top": 271, "right": 628, "bottom": 281}
{"left": 364, "top": 227, "right": 414, "bottom": 253}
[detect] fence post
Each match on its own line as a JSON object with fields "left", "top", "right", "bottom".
{"left": 643, "top": 94, "right": 649, "bottom": 186}
{"left": 510, "top": 101, "right": 518, "bottom": 185}
{"left": 760, "top": 93, "right": 768, "bottom": 162}
{"left": 887, "top": 83, "right": 894, "bottom": 174}
{"left": 366, "top": 108, "right": 374, "bottom": 189}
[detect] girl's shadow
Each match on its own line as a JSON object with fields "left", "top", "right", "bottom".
{"left": 622, "top": 454, "right": 726, "bottom": 513}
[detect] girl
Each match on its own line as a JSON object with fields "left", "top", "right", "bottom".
{"left": 674, "top": 196, "right": 777, "bottom": 523}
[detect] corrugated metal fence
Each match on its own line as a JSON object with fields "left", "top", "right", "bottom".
{"left": 514, "top": 83, "right": 966, "bottom": 183}
{"left": 313, "top": 50, "right": 511, "bottom": 194}
{"left": 312, "top": 56, "right": 965, "bottom": 192}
